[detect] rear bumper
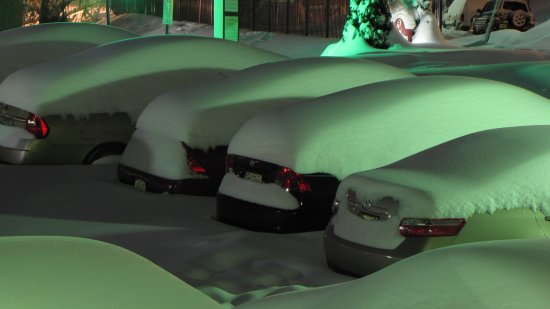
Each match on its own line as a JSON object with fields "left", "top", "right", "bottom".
{"left": 0, "top": 145, "right": 27, "bottom": 164}
{"left": 117, "top": 163, "right": 220, "bottom": 196}
{"left": 324, "top": 224, "right": 429, "bottom": 277}
{"left": 216, "top": 193, "right": 333, "bottom": 233}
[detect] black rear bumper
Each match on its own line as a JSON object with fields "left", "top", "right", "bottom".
{"left": 117, "top": 163, "right": 221, "bottom": 196}
{"left": 216, "top": 193, "right": 334, "bottom": 233}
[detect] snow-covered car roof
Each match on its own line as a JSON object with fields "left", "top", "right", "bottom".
{"left": 135, "top": 57, "right": 414, "bottom": 150}
{"left": 0, "top": 22, "right": 138, "bottom": 82}
{"left": 412, "top": 60, "right": 550, "bottom": 98}
{"left": 235, "top": 238, "right": 550, "bottom": 309}
{"left": 337, "top": 125, "right": 550, "bottom": 219}
{"left": 119, "top": 57, "right": 413, "bottom": 180}
{"left": 0, "top": 35, "right": 286, "bottom": 120}
{"left": 228, "top": 76, "right": 550, "bottom": 180}
{"left": 0, "top": 22, "right": 137, "bottom": 47}
{"left": 1, "top": 236, "right": 221, "bottom": 309}
{"left": 355, "top": 48, "right": 550, "bottom": 70}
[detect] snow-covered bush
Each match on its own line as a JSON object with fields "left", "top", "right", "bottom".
{"left": 343, "top": 0, "right": 393, "bottom": 49}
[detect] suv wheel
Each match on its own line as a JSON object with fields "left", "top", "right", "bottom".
{"left": 510, "top": 10, "right": 528, "bottom": 29}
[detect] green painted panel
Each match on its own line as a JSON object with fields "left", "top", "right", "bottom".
{"left": 162, "top": 0, "right": 174, "bottom": 25}
{"left": 224, "top": 16, "right": 239, "bottom": 42}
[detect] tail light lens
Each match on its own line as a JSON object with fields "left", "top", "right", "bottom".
{"left": 274, "top": 167, "right": 312, "bottom": 193}
{"left": 399, "top": 218, "right": 466, "bottom": 237}
{"left": 187, "top": 154, "right": 206, "bottom": 175}
{"left": 26, "top": 113, "right": 48, "bottom": 138}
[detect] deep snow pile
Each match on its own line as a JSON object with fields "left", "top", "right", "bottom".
{"left": 236, "top": 238, "right": 550, "bottom": 309}
{"left": 120, "top": 57, "right": 414, "bottom": 180}
{"left": 107, "top": 13, "right": 338, "bottom": 58}
{"left": 0, "top": 236, "right": 221, "bottom": 309}
{"left": 0, "top": 35, "right": 285, "bottom": 120}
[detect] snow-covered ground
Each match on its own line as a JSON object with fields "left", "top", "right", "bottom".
{"left": 1, "top": 5, "right": 550, "bottom": 308}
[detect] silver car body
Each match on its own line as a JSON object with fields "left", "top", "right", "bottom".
{"left": 0, "top": 35, "right": 286, "bottom": 164}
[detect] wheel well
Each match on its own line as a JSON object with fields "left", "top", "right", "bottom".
{"left": 83, "top": 142, "right": 126, "bottom": 165}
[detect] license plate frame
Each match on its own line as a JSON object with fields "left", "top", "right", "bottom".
{"left": 243, "top": 171, "right": 263, "bottom": 183}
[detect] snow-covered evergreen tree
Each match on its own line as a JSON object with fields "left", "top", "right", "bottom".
{"left": 343, "top": 0, "right": 392, "bottom": 49}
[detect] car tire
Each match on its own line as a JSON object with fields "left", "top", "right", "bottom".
{"left": 510, "top": 10, "right": 528, "bottom": 29}
{"left": 83, "top": 142, "right": 126, "bottom": 165}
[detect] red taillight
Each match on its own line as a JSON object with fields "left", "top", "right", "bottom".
{"left": 274, "top": 167, "right": 312, "bottom": 193}
{"left": 187, "top": 155, "right": 206, "bottom": 174}
{"left": 26, "top": 113, "right": 48, "bottom": 138}
{"left": 399, "top": 218, "right": 466, "bottom": 237}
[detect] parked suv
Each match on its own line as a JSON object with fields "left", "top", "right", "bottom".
{"left": 470, "top": 0, "right": 535, "bottom": 34}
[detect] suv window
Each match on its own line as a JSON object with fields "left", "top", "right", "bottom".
{"left": 481, "top": 1, "right": 496, "bottom": 13}
{"left": 503, "top": 2, "right": 528, "bottom": 11}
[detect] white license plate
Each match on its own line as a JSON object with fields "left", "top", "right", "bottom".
{"left": 134, "top": 178, "right": 147, "bottom": 191}
{"left": 244, "top": 172, "right": 262, "bottom": 183}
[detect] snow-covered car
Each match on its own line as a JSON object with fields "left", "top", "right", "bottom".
{"left": 388, "top": 0, "right": 417, "bottom": 41}
{"left": 470, "top": 0, "right": 535, "bottom": 34}
{"left": 117, "top": 57, "right": 414, "bottom": 196}
{"left": 217, "top": 76, "right": 550, "bottom": 233}
{"left": 324, "top": 125, "right": 550, "bottom": 276}
{"left": 0, "top": 35, "right": 285, "bottom": 164}
{"left": 0, "top": 22, "right": 137, "bottom": 82}
{"left": 443, "top": 0, "right": 488, "bottom": 30}
{"left": 235, "top": 238, "right": 550, "bottom": 309}
{"left": 412, "top": 60, "right": 550, "bottom": 99}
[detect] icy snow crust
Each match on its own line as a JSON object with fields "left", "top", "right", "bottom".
{"left": 332, "top": 125, "right": 550, "bottom": 249}
{"left": 0, "top": 35, "right": 286, "bottom": 121}
{"left": 0, "top": 23, "right": 138, "bottom": 82}
{"left": 236, "top": 239, "right": 550, "bottom": 309}
{"left": 120, "top": 57, "right": 414, "bottom": 180}
{"left": 228, "top": 76, "right": 550, "bottom": 182}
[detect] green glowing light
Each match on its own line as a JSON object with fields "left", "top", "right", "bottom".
{"left": 162, "top": 0, "right": 174, "bottom": 25}
{"left": 214, "top": 0, "right": 224, "bottom": 38}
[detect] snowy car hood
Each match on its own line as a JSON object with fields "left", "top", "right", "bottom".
{"left": 120, "top": 57, "right": 413, "bottom": 179}
{"left": 0, "top": 35, "right": 286, "bottom": 120}
{"left": 335, "top": 125, "right": 550, "bottom": 218}
{"left": 228, "top": 75, "right": 550, "bottom": 180}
